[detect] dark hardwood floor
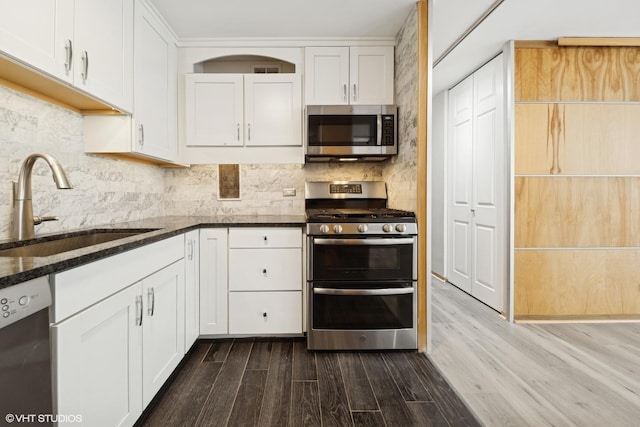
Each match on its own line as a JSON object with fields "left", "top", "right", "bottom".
{"left": 137, "top": 338, "right": 480, "bottom": 427}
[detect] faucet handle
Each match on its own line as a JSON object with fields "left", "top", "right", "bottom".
{"left": 33, "top": 216, "right": 59, "bottom": 225}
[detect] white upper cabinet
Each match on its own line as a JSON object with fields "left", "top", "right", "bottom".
{"left": 186, "top": 73, "right": 301, "bottom": 148}
{"left": 133, "top": 0, "right": 177, "bottom": 160}
{"left": 74, "top": 0, "right": 134, "bottom": 112}
{"left": 304, "top": 47, "right": 349, "bottom": 104}
{"left": 182, "top": 70, "right": 303, "bottom": 163}
{"left": 83, "top": 0, "right": 178, "bottom": 164}
{"left": 0, "top": 0, "right": 74, "bottom": 82}
{"left": 185, "top": 74, "right": 244, "bottom": 147}
{"left": 0, "top": 0, "right": 133, "bottom": 112}
{"left": 244, "top": 74, "right": 302, "bottom": 147}
{"left": 305, "top": 46, "right": 394, "bottom": 105}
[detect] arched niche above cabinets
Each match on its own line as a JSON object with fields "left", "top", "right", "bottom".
{"left": 180, "top": 50, "right": 303, "bottom": 164}
{"left": 193, "top": 54, "right": 296, "bottom": 74}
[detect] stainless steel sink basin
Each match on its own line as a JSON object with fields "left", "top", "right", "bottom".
{"left": 0, "top": 228, "right": 159, "bottom": 257}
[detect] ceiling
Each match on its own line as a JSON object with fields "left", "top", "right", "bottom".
{"left": 149, "top": 0, "right": 417, "bottom": 39}
{"left": 149, "top": 0, "right": 640, "bottom": 94}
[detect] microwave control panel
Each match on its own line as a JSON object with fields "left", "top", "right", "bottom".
{"left": 381, "top": 115, "right": 395, "bottom": 146}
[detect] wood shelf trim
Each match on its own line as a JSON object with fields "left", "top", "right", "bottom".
{"left": 417, "top": 0, "right": 428, "bottom": 353}
{"left": 0, "top": 55, "right": 120, "bottom": 114}
{"left": 558, "top": 37, "right": 640, "bottom": 47}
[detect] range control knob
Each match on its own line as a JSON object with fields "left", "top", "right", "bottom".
{"left": 333, "top": 225, "right": 343, "bottom": 234}
{"left": 319, "top": 224, "right": 330, "bottom": 234}
{"left": 357, "top": 224, "right": 368, "bottom": 233}
{"left": 395, "top": 224, "right": 407, "bottom": 233}
{"left": 382, "top": 224, "right": 393, "bottom": 233}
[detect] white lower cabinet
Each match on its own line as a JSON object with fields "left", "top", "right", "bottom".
{"left": 199, "top": 228, "right": 228, "bottom": 335}
{"left": 184, "top": 230, "right": 200, "bottom": 350}
{"left": 141, "top": 261, "right": 184, "bottom": 407}
{"left": 229, "top": 291, "right": 301, "bottom": 334}
{"left": 53, "top": 283, "right": 143, "bottom": 427}
{"left": 228, "top": 227, "right": 303, "bottom": 335}
{"left": 53, "top": 260, "right": 184, "bottom": 426}
{"left": 51, "top": 236, "right": 185, "bottom": 427}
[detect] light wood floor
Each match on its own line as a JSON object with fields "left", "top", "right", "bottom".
{"left": 429, "top": 279, "right": 640, "bottom": 427}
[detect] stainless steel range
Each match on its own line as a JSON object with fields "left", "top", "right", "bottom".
{"left": 305, "top": 181, "right": 418, "bottom": 350}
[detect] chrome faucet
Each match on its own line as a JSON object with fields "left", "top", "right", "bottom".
{"left": 12, "top": 153, "right": 73, "bottom": 240}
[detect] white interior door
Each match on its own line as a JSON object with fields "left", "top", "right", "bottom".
{"left": 471, "top": 54, "right": 505, "bottom": 312}
{"left": 447, "top": 54, "right": 506, "bottom": 313}
{"left": 447, "top": 77, "right": 474, "bottom": 294}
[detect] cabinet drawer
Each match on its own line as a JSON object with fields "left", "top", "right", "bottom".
{"left": 229, "top": 227, "right": 301, "bottom": 248}
{"left": 229, "top": 248, "right": 301, "bottom": 291}
{"left": 229, "top": 291, "right": 302, "bottom": 335}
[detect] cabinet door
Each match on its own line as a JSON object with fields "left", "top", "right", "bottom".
{"left": 184, "top": 231, "right": 200, "bottom": 351}
{"left": 142, "top": 260, "right": 185, "bottom": 407}
{"left": 200, "top": 228, "right": 228, "bottom": 335}
{"left": 52, "top": 283, "right": 143, "bottom": 427}
{"left": 133, "top": 0, "right": 177, "bottom": 161}
{"left": 349, "top": 46, "right": 394, "bottom": 105}
{"left": 244, "top": 73, "right": 302, "bottom": 147}
{"left": 0, "top": 0, "right": 73, "bottom": 81}
{"left": 73, "top": 0, "right": 133, "bottom": 112}
{"left": 185, "top": 73, "right": 244, "bottom": 147}
{"left": 304, "top": 46, "right": 349, "bottom": 105}
{"left": 229, "top": 291, "right": 302, "bottom": 335}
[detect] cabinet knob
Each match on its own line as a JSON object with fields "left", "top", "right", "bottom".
{"left": 262, "top": 268, "right": 267, "bottom": 274}
{"left": 263, "top": 312, "right": 268, "bottom": 318}
{"left": 263, "top": 235, "right": 268, "bottom": 241}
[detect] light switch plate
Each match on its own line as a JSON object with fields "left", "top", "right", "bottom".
{"left": 283, "top": 188, "right": 296, "bottom": 197}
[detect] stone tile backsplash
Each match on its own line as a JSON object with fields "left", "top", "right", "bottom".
{"left": 0, "top": 86, "right": 164, "bottom": 241}
{"left": 163, "top": 162, "right": 385, "bottom": 216}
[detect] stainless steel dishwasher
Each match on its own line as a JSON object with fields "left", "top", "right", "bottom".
{"left": 0, "top": 276, "right": 53, "bottom": 425}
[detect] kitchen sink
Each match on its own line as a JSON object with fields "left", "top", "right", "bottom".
{"left": 0, "top": 228, "right": 159, "bottom": 257}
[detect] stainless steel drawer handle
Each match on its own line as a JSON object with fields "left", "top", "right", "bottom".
{"left": 136, "top": 295, "right": 143, "bottom": 326}
{"left": 148, "top": 288, "right": 155, "bottom": 316}
{"left": 64, "top": 39, "right": 73, "bottom": 72}
{"left": 314, "top": 287, "right": 414, "bottom": 296}
{"left": 81, "top": 50, "right": 89, "bottom": 81}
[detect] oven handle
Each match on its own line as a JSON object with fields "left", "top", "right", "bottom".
{"left": 313, "top": 238, "right": 415, "bottom": 246}
{"left": 314, "top": 287, "right": 414, "bottom": 296}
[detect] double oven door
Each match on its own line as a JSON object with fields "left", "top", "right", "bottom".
{"left": 307, "top": 234, "right": 417, "bottom": 350}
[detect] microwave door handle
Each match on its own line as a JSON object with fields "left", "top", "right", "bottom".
{"left": 314, "top": 287, "right": 414, "bottom": 296}
{"left": 313, "top": 238, "right": 415, "bottom": 246}
{"left": 377, "top": 114, "right": 382, "bottom": 146}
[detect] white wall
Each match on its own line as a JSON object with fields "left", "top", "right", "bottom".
{"left": 431, "top": 90, "right": 446, "bottom": 277}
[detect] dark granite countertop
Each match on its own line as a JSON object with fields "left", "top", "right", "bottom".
{"left": 0, "top": 215, "right": 306, "bottom": 289}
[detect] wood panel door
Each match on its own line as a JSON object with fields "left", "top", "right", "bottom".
{"left": 447, "top": 54, "right": 506, "bottom": 312}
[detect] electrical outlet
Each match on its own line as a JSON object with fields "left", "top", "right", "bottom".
{"left": 282, "top": 188, "right": 296, "bottom": 197}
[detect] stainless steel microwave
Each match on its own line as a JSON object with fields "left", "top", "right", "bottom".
{"left": 305, "top": 105, "right": 397, "bottom": 162}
